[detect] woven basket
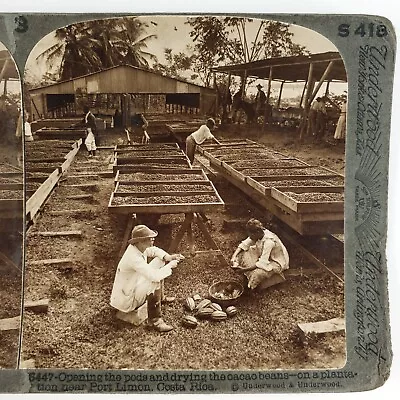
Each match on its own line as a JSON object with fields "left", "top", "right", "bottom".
{"left": 208, "top": 280, "right": 243, "bottom": 307}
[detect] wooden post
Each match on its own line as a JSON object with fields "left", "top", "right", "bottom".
{"left": 325, "top": 80, "right": 331, "bottom": 97}
{"left": 309, "top": 61, "right": 335, "bottom": 105}
{"left": 0, "top": 58, "right": 9, "bottom": 83}
{"left": 213, "top": 72, "right": 219, "bottom": 117}
{"left": 299, "top": 62, "right": 315, "bottom": 140}
{"left": 3, "top": 79, "right": 7, "bottom": 96}
{"left": 277, "top": 80, "right": 285, "bottom": 108}
{"left": 300, "top": 80, "right": 307, "bottom": 108}
{"left": 262, "top": 67, "right": 273, "bottom": 132}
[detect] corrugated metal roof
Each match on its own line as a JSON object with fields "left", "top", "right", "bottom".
{"left": 212, "top": 52, "right": 347, "bottom": 82}
{"left": 30, "top": 64, "right": 214, "bottom": 93}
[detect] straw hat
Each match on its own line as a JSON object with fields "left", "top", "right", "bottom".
{"left": 128, "top": 225, "right": 158, "bottom": 245}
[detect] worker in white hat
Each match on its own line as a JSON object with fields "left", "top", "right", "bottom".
{"left": 185, "top": 118, "right": 221, "bottom": 164}
{"left": 110, "top": 225, "right": 184, "bottom": 332}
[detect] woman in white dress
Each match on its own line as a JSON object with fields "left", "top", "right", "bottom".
{"left": 334, "top": 100, "right": 347, "bottom": 141}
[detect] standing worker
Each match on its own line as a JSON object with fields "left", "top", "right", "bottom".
{"left": 130, "top": 112, "right": 150, "bottom": 144}
{"left": 185, "top": 118, "right": 220, "bottom": 164}
{"left": 255, "top": 84, "right": 267, "bottom": 119}
{"left": 110, "top": 225, "right": 184, "bottom": 332}
{"left": 334, "top": 100, "right": 347, "bottom": 142}
{"left": 83, "top": 105, "right": 98, "bottom": 156}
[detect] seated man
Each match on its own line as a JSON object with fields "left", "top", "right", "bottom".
{"left": 230, "top": 218, "right": 289, "bottom": 291}
{"left": 110, "top": 225, "right": 184, "bottom": 332}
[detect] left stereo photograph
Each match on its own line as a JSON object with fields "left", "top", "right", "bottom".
{"left": 0, "top": 43, "right": 23, "bottom": 369}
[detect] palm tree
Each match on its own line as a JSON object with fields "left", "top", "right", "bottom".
{"left": 36, "top": 17, "right": 157, "bottom": 82}
{"left": 112, "top": 17, "right": 157, "bottom": 68}
{"left": 37, "top": 24, "right": 103, "bottom": 81}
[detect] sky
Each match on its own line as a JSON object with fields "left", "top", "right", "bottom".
{"left": 24, "top": 15, "right": 347, "bottom": 98}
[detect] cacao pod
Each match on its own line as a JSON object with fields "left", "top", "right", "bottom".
{"left": 182, "top": 315, "right": 198, "bottom": 328}
{"left": 210, "top": 302, "right": 223, "bottom": 311}
{"left": 196, "top": 307, "right": 214, "bottom": 319}
{"left": 225, "top": 306, "right": 238, "bottom": 317}
{"left": 196, "top": 299, "right": 212, "bottom": 311}
{"left": 184, "top": 297, "right": 196, "bottom": 311}
{"left": 211, "top": 310, "right": 228, "bottom": 321}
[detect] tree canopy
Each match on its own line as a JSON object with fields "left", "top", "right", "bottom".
{"left": 36, "top": 17, "right": 157, "bottom": 81}
{"left": 159, "top": 17, "right": 309, "bottom": 87}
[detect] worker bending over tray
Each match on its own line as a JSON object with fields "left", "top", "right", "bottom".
{"left": 186, "top": 117, "right": 220, "bottom": 164}
{"left": 230, "top": 218, "right": 289, "bottom": 291}
{"left": 110, "top": 225, "right": 184, "bottom": 332}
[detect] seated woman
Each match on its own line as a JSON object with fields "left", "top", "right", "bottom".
{"left": 230, "top": 219, "right": 289, "bottom": 291}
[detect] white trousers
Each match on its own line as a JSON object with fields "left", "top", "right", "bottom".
{"left": 85, "top": 129, "right": 97, "bottom": 151}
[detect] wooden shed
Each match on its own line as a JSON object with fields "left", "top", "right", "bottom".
{"left": 212, "top": 51, "right": 347, "bottom": 137}
{"left": 29, "top": 65, "right": 217, "bottom": 122}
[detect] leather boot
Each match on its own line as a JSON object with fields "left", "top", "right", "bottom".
{"left": 147, "top": 289, "right": 173, "bottom": 332}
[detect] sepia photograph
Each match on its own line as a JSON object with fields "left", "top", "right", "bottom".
{"left": 20, "top": 14, "right": 348, "bottom": 371}
{"left": 0, "top": 44, "right": 23, "bottom": 369}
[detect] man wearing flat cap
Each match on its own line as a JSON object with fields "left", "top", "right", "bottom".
{"left": 110, "top": 225, "right": 184, "bottom": 332}
{"left": 185, "top": 118, "right": 221, "bottom": 164}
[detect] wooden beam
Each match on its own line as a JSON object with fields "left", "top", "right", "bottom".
{"left": 325, "top": 80, "right": 331, "bottom": 97}
{"left": 277, "top": 80, "right": 285, "bottom": 108}
{"left": 168, "top": 213, "right": 194, "bottom": 253}
{"left": 308, "top": 61, "right": 335, "bottom": 105}
{"left": 262, "top": 67, "right": 273, "bottom": 133}
{"left": 299, "top": 62, "right": 315, "bottom": 140}
{"left": 24, "top": 299, "right": 49, "bottom": 314}
{"left": 298, "top": 317, "right": 345, "bottom": 336}
{"left": 29, "top": 258, "right": 73, "bottom": 266}
{"left": 194, "top": 213, "right": 229, "bottom": 267}
{"left": 118, "top": 214, "right": 137, "bottom": 260}
{"left": 299, "top": 79, "right": 307, "bottom": 108}
{"left": 0, "top": 58, "right": 10, "bottom": 83}
{"left": 0, "top": 316, "right": 20, "bottom": 331}
{"left": 65, "top": 194, "right": 94, "bottom": 200}
{"left": 34, "top": 231, "right": 82, "bottom": 237}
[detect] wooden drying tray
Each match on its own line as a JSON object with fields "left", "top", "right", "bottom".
{"left": 246, "top": 175, "right": 344, "bottom": 196}
{"left": 0, "top": 172, "right": 23, "bottom": 179}
{"left": 113, "top": 160, "right": 190, "bottom": 174}
{"left": 25, "top": 157, "right": 67, "bottom": 163}
{"left": 35, "top": 129, "right": 86, "bottom": 140}
{"left": 211, "top": 161, "right": 332, "bottom": 184}
{"left": 223, "top": 157, "right": 309, "bottom": 168}
{"left": 204, "top": 150, "right": 282, "bottom": 167}
{"left": 114, "top": 180, "right": 216, "bottom": 194}
{"left": 26, "top": 139, "right": 81, "bottom": 149}
{"left": 114, "top": 168, "right": 209, "bottom": 185}
{"left": 114, "top": 143, "right": 180, "bottom": 151}
{"left": 199, "top": 139, "right": 250, "bottom": 149}
{"left": 37, "top": 127, "right": 86, "bottom": 132}
{"left": 108, "top": 189, "right": 224, "bottom": 215}
{"left": 210, "top": 162, "right": 343, "bottom": 235}
{"left": 0, "top": 183, "right": 23, "bottom": 190}
{"left": 115, "top": 149, "right": 183, "bottom": 156}
{"left": 270, "top": 187, "right": 344, "bottom": 214}
{"left": 116, "top": 155, "right": 188, "bottom": 165}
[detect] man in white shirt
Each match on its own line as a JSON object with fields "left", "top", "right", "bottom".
{"left": 110, "top": 225, "right": 184, "bottom": 332}
{"left": 185, "top": 118, "right": 221, "bottom": 164}
{"left": 230, "top": 218, "right": 289, "bottom": 291}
